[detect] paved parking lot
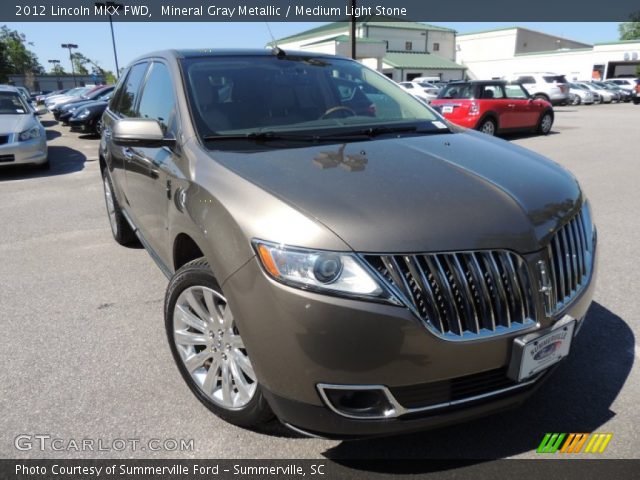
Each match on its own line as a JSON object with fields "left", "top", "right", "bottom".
{"left": 1, "top": 105, "right": 638, "bottom": 461}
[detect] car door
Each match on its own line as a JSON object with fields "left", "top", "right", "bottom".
{"left": 124, "top": 60, "right": 179, "bottom": 262}
{"left": 478, "top": 84, "right": 511, "bottom": 128}
{"left": 102, "top": 61, "right": 150, "bottom": 211}
{"left": 504, "top": 83, "right": 538, "bottom": 128}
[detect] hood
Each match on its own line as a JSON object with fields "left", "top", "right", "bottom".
{"left": 208, "top": 131, "right": 582, "bottom": 253}
{"left": 0, "top": 114, "right": 35, "bottom": 135}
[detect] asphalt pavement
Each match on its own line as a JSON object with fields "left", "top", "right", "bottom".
{"left": 0, "top": 106, "right": 638, "bottom": 461}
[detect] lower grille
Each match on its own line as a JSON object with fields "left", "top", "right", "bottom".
{"left": 391, "top": 368, "right": 517, "bottom": 409}
{"left": 0, "top": 135, "right": 9, "bottom": 145}
{"left": 0, "top": 154, "right": 15, "bottom": 163}
{"left": 545, "top": 206, "right": 594, "bottom": 315}
{"left": 364, "top": 250, "right": 535, "bottom": 340}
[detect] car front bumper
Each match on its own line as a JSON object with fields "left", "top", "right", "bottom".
{"left": 223, "top": 242, "right": 597, "bottom": 437}
{"left": 0, "top": 136, "right": 47, "bottom": 167}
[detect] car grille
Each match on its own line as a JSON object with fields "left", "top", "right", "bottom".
{"left": 544, "top": 207, "right": 594, "bottom": 316}
{"left": 0, "top": 154, "right": 15, "bottom": 163}
{"left": 363, "top": 250, "right": 535, "bottom": 340}
{"left": 390, "top": 367, "right": 527, "bottom": 410}
{"left": 0, "top": 135, "right": 9, "bottom": 145}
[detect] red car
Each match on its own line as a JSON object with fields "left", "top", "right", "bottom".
{"left": 431, "top": 80, "right": 554, "bottom": 136}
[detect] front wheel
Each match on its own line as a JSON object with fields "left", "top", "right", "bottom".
{"left": 571, "top": 95, "right": 581, "bottom": 106}
{"left": 165, "top": 258, "right": 274, "bottom": 428}
{"left": 537, "top": 111, "right": 554, "bottom": 135}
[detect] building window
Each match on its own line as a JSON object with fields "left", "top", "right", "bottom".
{"left": 405, "top": 41, "right": 412, "bottom": 51}
{"left": 433, "top": 43, "right": 440, "bottom": 51}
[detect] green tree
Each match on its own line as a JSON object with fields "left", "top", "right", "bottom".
{"left": 51, "top": 64, "right": 66, "bottom": 75}
{"left": 619, "top": 13, "right": 640, "bottom": 40}
{"left": 69, "top": 51, "right": 115, "bottom": 84}
{"left": 0, "top": 25, "right": 44, "bottom": 81}
{"left": 70, "top": 52, "right": 90, "bottom": 75}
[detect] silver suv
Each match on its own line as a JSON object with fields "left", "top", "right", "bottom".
{"left": 509, "top": 72, "right": 569, "bottom": 105}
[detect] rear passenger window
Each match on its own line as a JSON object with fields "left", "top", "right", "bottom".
{"left": 138, "top": 62, "right": 176, "bottom": 133}
{"left": 479, "top": 85, "right": 505, "bottom": 99}
{"left": 517, "top": 76, "right": 535, "bottom": 84}
{"left": 112, "top": 62, "right": 148, "bottom": 117}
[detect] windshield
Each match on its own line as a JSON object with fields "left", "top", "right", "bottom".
{"left": 181, "top": 54, "right": 441, "bottom": 144}
{"left": 0, "top": 91, "right": 30, "bottom": 114}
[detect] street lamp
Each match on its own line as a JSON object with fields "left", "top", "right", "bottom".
{"left": 61, "top": 43, "right": 78, "bottom": 87}
{"left": 48, "top": 59, "right": 61, "bottom": 89}
{"left": 95, "top": 1, "right": 122, "bottom": 78}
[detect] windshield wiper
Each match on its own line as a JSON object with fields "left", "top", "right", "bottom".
{"left": 316, "top": 124, "right": 449, "bottom": 139}
{"left": 202, "top": 131, "right": 318, "bottom": 142}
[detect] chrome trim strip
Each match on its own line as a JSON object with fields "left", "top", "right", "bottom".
{"left": 317, "top": 373, "right": 542, "bottom": 420}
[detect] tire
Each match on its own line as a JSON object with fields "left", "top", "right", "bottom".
{"left": 102, "top": 168, "right": 137, "bottom": 246}
{"left": 477, "top": 117, "right": 497, "bottom": 136}
{"left": 165, "top": 258, "right": 274, "bottom": 428}
{"left": 634, "top": 98, "right": 640, "bottom": 105}
{"left": 571, "top": 95, "right": 581, "bottom": 106}
{"left": 537, "top": 111, "right": 554, "bottom": 135}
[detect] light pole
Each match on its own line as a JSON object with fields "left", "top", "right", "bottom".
{"left": 95, "top": 1, "right": 122, "bottom": 78}
{"left": 48, "top": 59, "right": 61, "bottom": 89}
{"left": 61, "top": 43, "right": 78, "bottom": 87}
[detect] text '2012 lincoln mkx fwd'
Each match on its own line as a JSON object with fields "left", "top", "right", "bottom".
{"left": 99, "top": 49, "right": 596, "bottom": 438}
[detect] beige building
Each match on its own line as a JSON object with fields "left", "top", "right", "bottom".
{"left": 456, "top": 26, "right": 640, "bottom": 81}
{"left": 269, "top": 19, "right": 466, "bottom": 82}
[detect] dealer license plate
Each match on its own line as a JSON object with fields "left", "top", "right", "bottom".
{"left": 442, "top": 105, "right": 454, "bottom": 113}
{"left": 507, "top": 316, "right": 576, "bottom": 382}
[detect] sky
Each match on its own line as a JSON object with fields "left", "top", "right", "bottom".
{"left": 5, "top": 22, "right": 623, "bottom": 74}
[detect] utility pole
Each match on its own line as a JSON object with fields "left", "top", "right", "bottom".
{"left": 95, "top": 1, "right": 122, "bottom": 78}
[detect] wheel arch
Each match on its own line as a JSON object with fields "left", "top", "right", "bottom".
{"left": 476, "top": 112, "right": 499, "bottom": 131}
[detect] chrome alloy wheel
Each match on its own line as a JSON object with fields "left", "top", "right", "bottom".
{"left": 480, "top": 120, "right": 495, "bottom": 135}
{"left": 103, "top": 175, "right": 118, "bottom": 235}
{"left": 173, "top": 286, "right": 257, "bottom": 409}
{"left": 540, "top": 114, "right": 553, "bottom": 134}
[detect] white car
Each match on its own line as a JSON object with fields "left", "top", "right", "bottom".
{"left": 398, "top": 82, "right": 437, "bottom": 104}
{"left": 0, "top": 86, "right": 48, "bottom": 169}
{"left": 567, "top": 83, "right": 594, "bottom": 105}
{"left": 576, "top": 82, "right": 614, "bottom": 103}
{"left": 45, "top": 87, "right": 91, "bottom": 110}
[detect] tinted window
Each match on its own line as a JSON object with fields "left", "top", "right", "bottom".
{"left": 439, "top": 83, "right": 475, "bottom": 99}
{"left": 505, "top": 84, "right": 529, "bottom": 99}
{"left": 479, "top": 85, "right": 505, "bottom": 99}
{"left": 113, "top": 62, "right": 148, "bottom": 117}
{"left": 0, "top": 92, "right": 29, "bottom": 114}
{"left": 517, "top": 76, "right": 535, "bottom": 84}
{"left": 138, "top": 62, "right": 176, "bottom": 133}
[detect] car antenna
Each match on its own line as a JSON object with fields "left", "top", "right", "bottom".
{"left": 265, "top": 22, "right": 286, "bottom": 58}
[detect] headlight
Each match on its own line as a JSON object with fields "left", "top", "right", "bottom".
{"left": 253, "top": 240, "right": 395, "bottom": 302}
{"left": 77, "top": 109, "right": 91, "bottom": 119}
{"left": 18, "top": 127, "right": 41, "bottom": 141}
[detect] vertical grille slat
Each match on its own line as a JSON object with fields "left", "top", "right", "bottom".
{"left": 543, "top": 208, "right": 594, "bottom": 316}
{"left": 364, "top": 249, "right": 535, "bottom": 340}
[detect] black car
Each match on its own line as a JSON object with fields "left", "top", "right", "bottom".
{"left": 69, "top": 99, "right": 109, "bottom": 134}
{"left": 52, "top": 86, "right": 114, "bottom": 120}
{"left": 59, "top": 91, "right": 113, "bottom": 125}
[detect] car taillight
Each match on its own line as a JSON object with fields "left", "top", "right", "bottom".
{"left": 469, "top": 102, "right": 480, "bottom": 115}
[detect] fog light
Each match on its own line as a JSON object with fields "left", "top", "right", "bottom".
{"left": 318, "top": 384, "right": 398, "bottom": 419}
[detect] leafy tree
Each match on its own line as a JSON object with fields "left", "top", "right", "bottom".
{"left": 70, "top": 52, "right": 90, "bottom": 75}
{"left": 51, "top": 64, "right": 66, "bottom": 75}
{"left": 619, "top": 13, "right": 640, "bottom": 40}
{"left": 0, "top": 25, "right": 44, "bottom": 81}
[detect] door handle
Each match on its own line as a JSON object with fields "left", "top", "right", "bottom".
{"left": 123, "top": 148, "right": 134, "bottom": 160}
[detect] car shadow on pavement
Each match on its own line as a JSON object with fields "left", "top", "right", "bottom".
{"left": 46, "top": 129, "right": 62, "bottom": 141}
{"left": 323, "top": 302, "right": 633, "bottom": 469}
{"left": 40, "top": 119, "right": 58, "bottom": 128}
{"left": 0, "top": 145, "right": 87, "bottom": 181}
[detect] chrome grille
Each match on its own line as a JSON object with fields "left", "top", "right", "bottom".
{"left": 364, "top": 251, "right": 535, "bottom": 340}
{"left": 545, "top": 208, "right": 594, "bottom": 315}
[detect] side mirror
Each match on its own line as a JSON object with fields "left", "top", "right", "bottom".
{"left": 112, "top": 118, "right": 176, "bottom": 148}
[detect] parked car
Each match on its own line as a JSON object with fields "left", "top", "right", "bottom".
{"left": 100, "top": 50, "right": 596, "bottom": 437}
{"left": 508, "top": 72, "right": 569, "bottom": 105}
{"left": 431, "top": 80, "right": 554, "bottom": 136}
{"left": 591, "top": 81, "right": 622, "bottom": 102}
{"left": 54, "top": 86, "right": 114, "bottom": 122}
{"left": 0, "top": 86, "right": 48, "bottom": 169}
{"left": 607, "top": 78, "right": 638, "bottom": 92}
{"left": 45, "top": 86, "right": 102, "bottom": 110}
{"left": 69, "top": 98, "right": 110, "bottom": 134}
{"left": 601, "top": 81, "right": 633, "bottom": 102}
{"left": 576, "top": 82, "right": 614, "bottom": 103}
{"left": 567, "top": 83, "right": 594, "bottom": 105}
{"left": 59, "top": 91, "right": 113, "bottom": 125}
{"left": 51, "top": 85, "right": 114, "bottom": 120}
{"left": 398, "top": 82, "right": 437, "bottom": 104}
{"left": 571, "top": 82, "right": 601, "bottom": 103}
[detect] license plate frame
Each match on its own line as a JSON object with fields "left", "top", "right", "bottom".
{"left": 507, "top": 315, "right": 576, "bottom": 382}
{"left": 442, "top": 105, "right": 454, "bottom": 114}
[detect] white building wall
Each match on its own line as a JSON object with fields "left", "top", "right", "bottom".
{"left": 428, "top": 31, "right": 456, "bottom": 61}
{"left": 366, "top": 26, "right": 428, "bottom": 52}
{"left": 456, "top": 29, "right": 519, "bottom": 66}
